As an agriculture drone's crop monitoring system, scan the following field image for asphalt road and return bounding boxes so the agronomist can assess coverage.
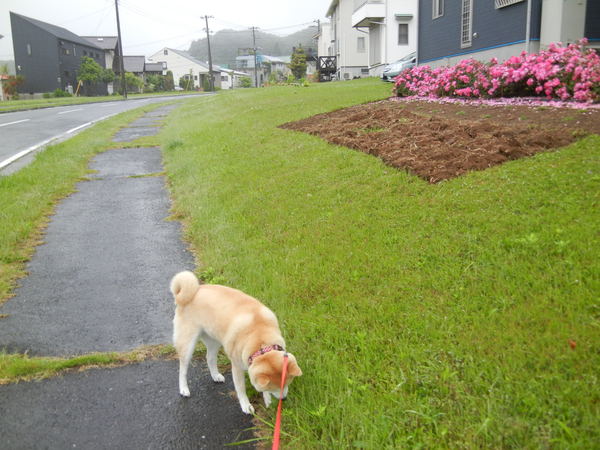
[0,93,209,173]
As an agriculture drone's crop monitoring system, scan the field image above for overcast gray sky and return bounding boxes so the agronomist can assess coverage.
[1,0,329,61]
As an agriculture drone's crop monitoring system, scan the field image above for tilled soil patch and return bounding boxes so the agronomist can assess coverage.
[280,98,600,183]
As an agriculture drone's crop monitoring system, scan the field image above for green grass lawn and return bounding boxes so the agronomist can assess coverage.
[158,79,600,448]
[0,90,200,113]
[0,78,598,447]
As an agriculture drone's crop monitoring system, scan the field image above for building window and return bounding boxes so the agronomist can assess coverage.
[433,0,444,19]
[194,75,198,80]
[398,24,409,45]
[164,49,168,55]
[357,36,366,53]
[461,0,473,48]
[73,46,76,56]
[84,50,87,56]
[27,43,32,56]
[221,75,228,82]
[495,0,524,8]
[64,70,70,77]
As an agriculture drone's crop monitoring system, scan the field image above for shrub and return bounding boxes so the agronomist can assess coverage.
[394,39,600,102]
[239,77,252,88]
[53,88,71,98]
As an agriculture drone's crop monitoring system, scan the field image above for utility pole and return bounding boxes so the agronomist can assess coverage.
[115,0,127,99]
[250,26,259,88]
[201,15,214,92]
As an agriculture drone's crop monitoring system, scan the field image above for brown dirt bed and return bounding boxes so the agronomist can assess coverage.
[280,98,600,183]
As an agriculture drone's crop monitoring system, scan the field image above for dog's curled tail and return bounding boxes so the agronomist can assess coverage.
[170,271,200,307]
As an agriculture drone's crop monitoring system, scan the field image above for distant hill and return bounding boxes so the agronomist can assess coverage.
[188,26,318,68]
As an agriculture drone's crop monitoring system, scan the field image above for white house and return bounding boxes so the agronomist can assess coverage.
[351,0,418,77]
[217,66,251,89]
[148,47,221,89]
[326,0,370,80]
[315,22,334,57]
[235,55,290,86]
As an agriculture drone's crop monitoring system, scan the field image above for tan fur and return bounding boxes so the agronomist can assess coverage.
[170,271,302,414]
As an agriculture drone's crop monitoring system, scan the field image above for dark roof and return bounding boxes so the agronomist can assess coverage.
[10,12,102,49]
[144,62,163,72]
[123,55,145,73]
[81,36,118,51]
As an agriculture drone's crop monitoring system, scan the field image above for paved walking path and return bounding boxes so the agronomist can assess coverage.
[0,105,254,448]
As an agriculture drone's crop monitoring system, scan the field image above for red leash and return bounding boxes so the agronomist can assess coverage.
[272,353,289,450]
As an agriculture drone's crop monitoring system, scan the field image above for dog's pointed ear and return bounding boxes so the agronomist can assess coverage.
[256,374,270,389]
[288,360,302,377]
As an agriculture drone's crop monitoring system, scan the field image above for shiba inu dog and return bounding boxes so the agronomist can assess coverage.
[170,271,302,414]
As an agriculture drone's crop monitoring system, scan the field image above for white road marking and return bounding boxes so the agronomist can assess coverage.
[0,119,30,128]
[0,112,119,171]
[0,137,55,170]
[66,122,92,134]
[57,108,84,115]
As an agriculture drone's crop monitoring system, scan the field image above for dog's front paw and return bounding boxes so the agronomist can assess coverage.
[179,387,190,397]
[212,373,225,383]
[263,391,272,408]
[240,401,255,415]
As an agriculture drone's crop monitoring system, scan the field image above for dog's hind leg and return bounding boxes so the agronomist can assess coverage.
[173,314,200,397]
[201,335,225,383]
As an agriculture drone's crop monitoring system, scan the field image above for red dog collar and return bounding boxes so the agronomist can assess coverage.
[248,344,285,366]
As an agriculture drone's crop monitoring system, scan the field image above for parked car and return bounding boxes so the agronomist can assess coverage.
[381,53,417,82]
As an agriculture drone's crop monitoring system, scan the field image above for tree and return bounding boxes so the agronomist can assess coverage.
[240,76,252,88]
[77,56,104,95]
[124,72,143,92]
[101,69,115,84]
[145,74,164,92]
[164,71,175,91]
[179,75,195,91]
[290,45,307,80]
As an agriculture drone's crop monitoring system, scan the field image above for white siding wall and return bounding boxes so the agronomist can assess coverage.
[330,0,370,79]
[148,49,208,88]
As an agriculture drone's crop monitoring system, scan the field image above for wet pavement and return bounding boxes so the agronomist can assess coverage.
[1,360,254,449]
[0,104,254,448]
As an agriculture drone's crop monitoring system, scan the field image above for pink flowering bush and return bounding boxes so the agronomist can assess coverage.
[394,39,600,102]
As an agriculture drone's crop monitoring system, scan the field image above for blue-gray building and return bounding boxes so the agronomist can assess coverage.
[10,12,107,94]
[418,0,600,67]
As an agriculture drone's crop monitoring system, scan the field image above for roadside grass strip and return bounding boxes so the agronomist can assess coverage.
[0,91,201,114]
[157,79,600,448]
[0,345,177,384]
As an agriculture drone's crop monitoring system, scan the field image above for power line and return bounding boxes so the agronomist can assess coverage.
[56,6,112,26]
[126,31,201,49]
